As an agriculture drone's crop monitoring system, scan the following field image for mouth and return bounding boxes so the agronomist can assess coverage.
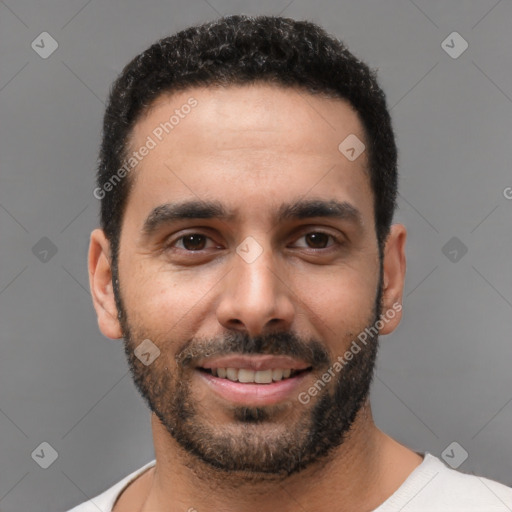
[195,355,314,405]
[198,367,311,383]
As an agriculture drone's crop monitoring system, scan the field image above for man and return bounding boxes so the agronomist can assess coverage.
[70,14,512,512]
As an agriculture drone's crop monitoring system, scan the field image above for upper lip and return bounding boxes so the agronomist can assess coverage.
[198,355,311,372]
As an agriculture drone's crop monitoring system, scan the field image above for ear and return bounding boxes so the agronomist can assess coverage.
[88,229,123,339]
[379,223,406,335]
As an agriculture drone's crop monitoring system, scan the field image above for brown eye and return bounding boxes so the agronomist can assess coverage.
[291,231,340,251]
[306,233,329,249]
[180,234,208,251]
[305,232,331,249]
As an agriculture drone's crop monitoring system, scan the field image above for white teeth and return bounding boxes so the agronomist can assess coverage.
[272,369,284,381]
[238,369,255,383]
[226,368,238,381]
[208,367,300,383]
[255,369,273,383]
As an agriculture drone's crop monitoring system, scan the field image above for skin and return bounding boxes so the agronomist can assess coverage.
[88,84,422,512]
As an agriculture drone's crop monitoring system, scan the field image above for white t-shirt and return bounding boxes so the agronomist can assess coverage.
[67,453,512,511]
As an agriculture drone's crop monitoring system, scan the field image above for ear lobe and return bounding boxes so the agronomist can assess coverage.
[88,229,123,339]
[379,224,407,335]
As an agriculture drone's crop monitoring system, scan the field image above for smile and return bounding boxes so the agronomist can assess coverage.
[199,367,310,384]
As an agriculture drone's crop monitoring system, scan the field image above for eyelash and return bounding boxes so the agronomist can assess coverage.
[165,230,343,253]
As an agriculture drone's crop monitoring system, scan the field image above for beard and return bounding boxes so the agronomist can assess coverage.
[113,266,382,480]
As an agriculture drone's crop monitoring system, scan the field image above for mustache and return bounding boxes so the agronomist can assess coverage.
[176,330,331,369]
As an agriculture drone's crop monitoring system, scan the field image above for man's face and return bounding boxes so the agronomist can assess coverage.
[93,84,401,478]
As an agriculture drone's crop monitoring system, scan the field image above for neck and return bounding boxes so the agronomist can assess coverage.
[133,401,422,512]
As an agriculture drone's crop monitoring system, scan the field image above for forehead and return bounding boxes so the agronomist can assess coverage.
[125,84,373,227]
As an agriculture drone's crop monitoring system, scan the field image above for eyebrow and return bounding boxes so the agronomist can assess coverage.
[141,198,363,236]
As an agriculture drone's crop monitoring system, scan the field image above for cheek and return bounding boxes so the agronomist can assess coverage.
[120,260,222,332]
[288,261,379,335]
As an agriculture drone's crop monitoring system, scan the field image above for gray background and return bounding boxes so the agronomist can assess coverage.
[1,0,511,510]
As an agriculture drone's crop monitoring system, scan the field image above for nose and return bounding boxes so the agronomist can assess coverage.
[216,244,295,338]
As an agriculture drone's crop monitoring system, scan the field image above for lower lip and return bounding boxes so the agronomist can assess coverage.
[197,369,311,406]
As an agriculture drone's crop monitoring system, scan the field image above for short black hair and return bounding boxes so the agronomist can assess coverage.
[97,14,398,266]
